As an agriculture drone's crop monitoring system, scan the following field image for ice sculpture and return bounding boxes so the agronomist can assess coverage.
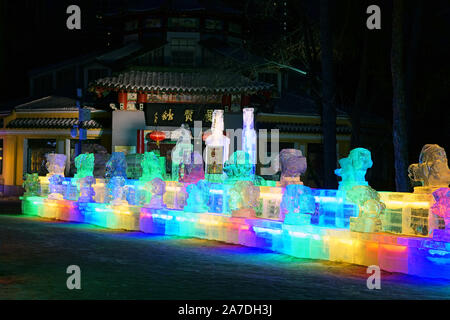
[64,178,78,201]
[228,181,260,218]
[171,124,193,181]
[140,151,164,182]
[242,108,257,175]
[408,144,450,192]
[45,153,66,177]
[105,152,127,182]
[346,185,385,233]
[126,153,143,179]
[431,188,450,229]
[223,151,254,182]
[143,178,166,209]
[184,180,210,213]
[205,110,230,178]
[22,173,40,196]
[179,151,204,184]
[107,176,128,206]
[48,174,64,200]
[280,184,316,224]
[78,176,96,203]
[279,149,307,187]
[74,153,95,179]
[335,148,373,191]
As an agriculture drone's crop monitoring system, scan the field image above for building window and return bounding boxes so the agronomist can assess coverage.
[168,18,199,30]
[171,38,196,66]
[125,20,139,31]
[0,139,3,175]
[229,22,241,34]
[205,19,223,31]
[144,18,161,28]
[27,139,56,176]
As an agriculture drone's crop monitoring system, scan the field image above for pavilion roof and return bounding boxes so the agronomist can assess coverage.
[93,71,273,93]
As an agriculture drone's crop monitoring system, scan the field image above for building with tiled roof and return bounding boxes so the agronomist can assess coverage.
[0,96,111,194]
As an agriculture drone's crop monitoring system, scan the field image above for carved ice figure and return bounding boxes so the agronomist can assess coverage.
[346,185,385,233]
[107,176,128,206]
[408,144,450,189]
[279,149,307,186]
[179,151,204,184]
[280,184,315,224]
[105,152,127,182]
[223,151,254,182]
[143,178,166,209]
[74,153,95,179]
[228,181,260,218]
[335,148,373,191]
[23,173,40,196]
[140,152,164,182]
[431,188,450,229]
[184,180,210,213]
[48,174,64,200]
[46,153,67,177]
[171,124,193,181]
[205,110,230,175]
[78,176,96,203]
[64,178,78,201]
[242,108,257,174]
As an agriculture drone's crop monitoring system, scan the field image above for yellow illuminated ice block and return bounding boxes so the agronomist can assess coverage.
[379,191,434,236]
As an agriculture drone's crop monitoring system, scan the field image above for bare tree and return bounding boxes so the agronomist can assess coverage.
[320,0,337,189]
[391,0,410,191]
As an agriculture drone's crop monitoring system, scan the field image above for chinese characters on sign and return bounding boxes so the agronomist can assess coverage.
[145,104,221,126]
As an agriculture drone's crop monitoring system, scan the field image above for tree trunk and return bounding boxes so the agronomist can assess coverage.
[351,32,369,148]
[391,0,410,192]
[320,0,337,189]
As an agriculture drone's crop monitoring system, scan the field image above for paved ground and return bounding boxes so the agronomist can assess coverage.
[0,214,449,300]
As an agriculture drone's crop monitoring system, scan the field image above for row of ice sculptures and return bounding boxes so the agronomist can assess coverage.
[22,109,449,236]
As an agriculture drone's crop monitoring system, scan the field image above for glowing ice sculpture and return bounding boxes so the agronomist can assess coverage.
[242,108,257,175]
[179,151,204,184]
[74,153,95,179]
[347,185,385,233]
[229,181,260,218]
[408,144,450,192]
[431,188,450,229]
[223,151,254,182]
[46,153,66,177]
[335,148,373,191]
[48,174,64,200]
[205,110,230,180]
[280,184,315,224]
[279,149,307,187]
[107,176,128,206]
[22,173,40,196]
[105,152,127,182]
[143,178,166,209]
[78,176,96,203]
[184,180,210,213]
[140,152,164,182]
[171,124,193,181]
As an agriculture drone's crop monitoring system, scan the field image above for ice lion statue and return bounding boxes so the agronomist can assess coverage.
[408,144,450,191]
[228,181,260,218]
[346,185,385,233]
[140,151,164,182]
[74,153,95,179]
[335,148,373,191]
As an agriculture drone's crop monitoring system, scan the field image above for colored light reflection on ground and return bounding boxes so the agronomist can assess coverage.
[1,215,450,300]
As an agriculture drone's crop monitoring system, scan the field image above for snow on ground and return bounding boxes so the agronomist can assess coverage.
[0,215,449,299]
